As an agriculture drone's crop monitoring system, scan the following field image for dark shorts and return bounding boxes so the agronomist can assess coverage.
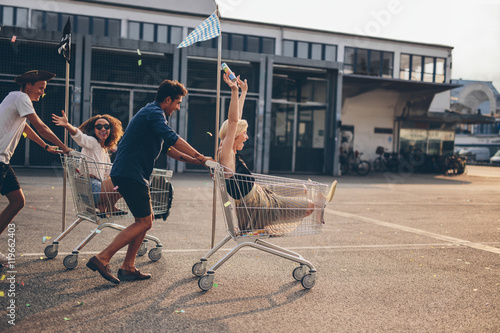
[111,176,151,218]
[0,163,21,196]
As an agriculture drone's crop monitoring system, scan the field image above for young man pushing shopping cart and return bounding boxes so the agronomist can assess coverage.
[0,70,72,265]
[86,79,213,284]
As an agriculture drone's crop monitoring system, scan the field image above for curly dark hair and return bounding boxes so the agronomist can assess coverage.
[78,114,123,150]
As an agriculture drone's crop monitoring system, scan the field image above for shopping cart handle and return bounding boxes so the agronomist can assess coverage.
[205,160,219,168]
[69,150,84,157]
[68,151,94,160]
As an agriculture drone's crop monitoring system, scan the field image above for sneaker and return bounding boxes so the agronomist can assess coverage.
[0,252,9,265]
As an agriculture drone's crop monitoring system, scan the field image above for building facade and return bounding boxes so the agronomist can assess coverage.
[1,0,477,175]
[451,79,500,157]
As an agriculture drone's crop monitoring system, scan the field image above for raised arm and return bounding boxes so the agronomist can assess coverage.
[218,73,240,169]
[238,78,248,119]
[26,113,71,153]
[52,110,78,136]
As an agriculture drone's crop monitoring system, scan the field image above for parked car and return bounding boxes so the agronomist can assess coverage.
[490,150,500,165]
[458,147,491,162]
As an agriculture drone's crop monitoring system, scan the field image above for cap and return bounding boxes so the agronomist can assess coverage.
[14,70,56,85]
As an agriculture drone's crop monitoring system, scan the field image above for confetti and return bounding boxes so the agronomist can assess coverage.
[137,49,142,56]
[213,283,218,288]
[0,291,4,297]
[23,132,27,138]
[207,132,213,136]
[42,94,46,98]
[52,187,54,190]
[64,317,71,321]
[26,304,30,307]
[11,35,16,43]
[138,59,142,66]
[224,201,231,207]
[1,275,5,281]
[40,257,43,260]
[21,281,24,286]
[77,302,84,306]
[113,186,119,190]
[175,310,185,313]
[95,229,101,234]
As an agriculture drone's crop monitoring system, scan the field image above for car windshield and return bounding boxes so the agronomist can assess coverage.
[494,151,500,157]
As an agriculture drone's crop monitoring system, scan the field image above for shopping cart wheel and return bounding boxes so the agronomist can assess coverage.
[44,244,58,259]
[301,274,316,289]
[148,247,162,261]
[63,254,78,270]
[137,241,147,256]
[292,266,306,281]
[192,262,206,277]
[198,275,214,291]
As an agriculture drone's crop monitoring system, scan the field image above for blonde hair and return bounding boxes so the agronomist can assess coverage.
[219,119,248,141]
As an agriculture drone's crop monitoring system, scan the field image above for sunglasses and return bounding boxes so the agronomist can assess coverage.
[95,124,110,130]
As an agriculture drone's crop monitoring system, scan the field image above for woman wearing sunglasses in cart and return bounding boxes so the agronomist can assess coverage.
[52,111,124,217]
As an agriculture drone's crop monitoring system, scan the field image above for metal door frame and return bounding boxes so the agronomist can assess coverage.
[271,100,326,172]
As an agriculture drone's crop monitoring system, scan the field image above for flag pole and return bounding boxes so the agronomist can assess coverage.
[59,18,71,232]
[62,58,69,232]
[211,4,222,248]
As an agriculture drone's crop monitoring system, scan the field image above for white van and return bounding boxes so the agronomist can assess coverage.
[458,147,491,162]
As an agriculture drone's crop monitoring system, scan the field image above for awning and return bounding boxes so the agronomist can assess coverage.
[343,74,461,98]
[398,110,496,124]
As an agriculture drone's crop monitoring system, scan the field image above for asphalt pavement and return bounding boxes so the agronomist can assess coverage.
[0,165,499,332]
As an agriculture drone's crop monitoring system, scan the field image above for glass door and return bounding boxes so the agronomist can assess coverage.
[270,103,295,172]
[295,105,325,173]
[270,103,325,173]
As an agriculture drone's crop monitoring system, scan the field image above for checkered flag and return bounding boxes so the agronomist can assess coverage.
[177,12,220,48]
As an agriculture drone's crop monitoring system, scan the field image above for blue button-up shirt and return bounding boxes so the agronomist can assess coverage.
[110,101,179,186]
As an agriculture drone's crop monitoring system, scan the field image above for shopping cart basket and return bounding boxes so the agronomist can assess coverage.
[192,161,334,291]
[44,151,174,269]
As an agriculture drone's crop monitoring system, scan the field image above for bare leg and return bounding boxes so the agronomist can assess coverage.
[121,229,147,271]
[95,214,152,266]
[0,189,25,235]
[97,178,122,213]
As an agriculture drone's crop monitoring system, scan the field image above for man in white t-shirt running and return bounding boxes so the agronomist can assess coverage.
[0,70,71,265]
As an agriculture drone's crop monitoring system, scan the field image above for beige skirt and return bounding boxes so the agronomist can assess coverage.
[234,183,311,234]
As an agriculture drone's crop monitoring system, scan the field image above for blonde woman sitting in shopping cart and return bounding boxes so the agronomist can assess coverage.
[218,73,336,234]
[52,111,124,217]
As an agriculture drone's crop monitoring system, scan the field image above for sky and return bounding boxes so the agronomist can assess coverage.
[218,0,500,90]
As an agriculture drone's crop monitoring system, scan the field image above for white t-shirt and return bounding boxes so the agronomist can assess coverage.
[0,91,35,164]
[71,128,111,179]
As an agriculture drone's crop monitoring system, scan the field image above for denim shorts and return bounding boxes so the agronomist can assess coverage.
[90,177,102,204]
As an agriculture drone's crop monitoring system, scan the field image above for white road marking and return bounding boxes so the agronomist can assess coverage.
[326,208,500,255]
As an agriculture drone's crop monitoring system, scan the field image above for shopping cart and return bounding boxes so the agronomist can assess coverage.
[192,160,334,291]
[44,151,174,269]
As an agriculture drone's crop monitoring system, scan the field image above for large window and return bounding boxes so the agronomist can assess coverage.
[400,54,446,83]
[400,128,454,156]
[0,5,29,28]
[283,40,337,61]
[128,21,182,44]
[31,10,120,37]
[195,32,275,54]
[344,47,393,77]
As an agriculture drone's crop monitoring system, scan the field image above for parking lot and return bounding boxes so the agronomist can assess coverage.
[0,166,499,332]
